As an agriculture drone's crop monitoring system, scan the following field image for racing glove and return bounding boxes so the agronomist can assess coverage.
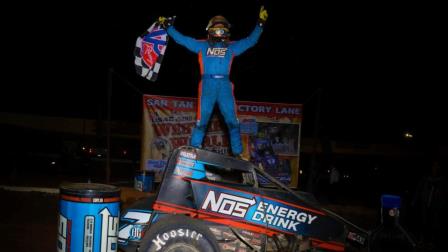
[258,6,268,27]
[158,16,174,29]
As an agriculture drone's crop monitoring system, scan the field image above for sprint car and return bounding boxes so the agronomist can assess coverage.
[118,146,369,251]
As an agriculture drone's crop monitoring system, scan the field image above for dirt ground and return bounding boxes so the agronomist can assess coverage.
[0,190,59,252]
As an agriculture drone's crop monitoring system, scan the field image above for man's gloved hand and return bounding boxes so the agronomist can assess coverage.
[258,6,268,26]
[158,16,174,29]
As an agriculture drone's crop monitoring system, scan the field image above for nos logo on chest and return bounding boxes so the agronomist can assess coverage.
[207,47,228,57]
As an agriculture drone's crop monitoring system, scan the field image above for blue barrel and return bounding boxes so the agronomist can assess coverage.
[134,171,154,192]
[381,194,401,209]
[380,194,401,222]
[58,183,120,252]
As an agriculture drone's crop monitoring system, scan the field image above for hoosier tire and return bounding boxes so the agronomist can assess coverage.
[138,215,220,252]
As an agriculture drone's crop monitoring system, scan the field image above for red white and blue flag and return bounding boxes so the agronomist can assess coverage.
[134,21,168,82]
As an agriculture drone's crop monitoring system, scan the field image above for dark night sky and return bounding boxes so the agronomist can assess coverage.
[1,1,445,145]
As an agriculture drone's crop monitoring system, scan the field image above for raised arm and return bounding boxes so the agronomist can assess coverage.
[158,16,202,53]
[167,26,203,53]
[229,6,268,56]
[230,25,263,56]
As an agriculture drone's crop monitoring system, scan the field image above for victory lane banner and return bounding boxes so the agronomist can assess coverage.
[140,95,302,187]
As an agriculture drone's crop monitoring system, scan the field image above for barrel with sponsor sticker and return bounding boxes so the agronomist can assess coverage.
[58,183,120,252]
[134,171,154,192]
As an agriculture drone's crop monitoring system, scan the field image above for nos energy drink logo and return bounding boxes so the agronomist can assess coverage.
[202,191,256,218]
[199,189,318,233]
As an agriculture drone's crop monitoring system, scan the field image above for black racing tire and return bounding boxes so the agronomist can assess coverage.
[138,215,220,252]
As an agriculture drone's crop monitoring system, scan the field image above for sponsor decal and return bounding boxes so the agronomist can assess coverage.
[202,191,256,218]
[152,229,203,251]
[252,201,317,232]
[174,156,195,177]
[174,167,193,177]
[84,216,95,251]
[99,208,119,252]
[118,211,151,244]
[176,157,195,168]
[57,214,71,252]
[59,199,119,252]
[206,48,228,57]
[179,150,197,160]
[200,190,319,233]
[92,198,104,203]
[174,152,206,179]
[129,224,145,241]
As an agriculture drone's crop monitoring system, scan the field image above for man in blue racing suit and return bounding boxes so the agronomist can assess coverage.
[159,7,268,157]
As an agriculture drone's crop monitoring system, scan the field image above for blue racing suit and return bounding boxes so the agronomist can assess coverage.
[167,25,263,155]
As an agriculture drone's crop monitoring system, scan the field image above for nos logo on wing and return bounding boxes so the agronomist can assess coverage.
[201,191,256,218]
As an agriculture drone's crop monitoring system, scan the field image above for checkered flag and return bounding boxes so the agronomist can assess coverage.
[134,21,169,82]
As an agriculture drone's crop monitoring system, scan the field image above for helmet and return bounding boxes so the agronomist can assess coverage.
[206,15,231,31]
[206,15,231,41]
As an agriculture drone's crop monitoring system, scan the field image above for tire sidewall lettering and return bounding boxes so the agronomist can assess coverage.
[152,228,204,251]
